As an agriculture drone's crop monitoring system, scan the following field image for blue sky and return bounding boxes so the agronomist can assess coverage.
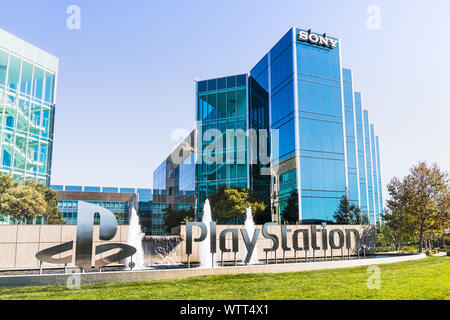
[1,0,449,193]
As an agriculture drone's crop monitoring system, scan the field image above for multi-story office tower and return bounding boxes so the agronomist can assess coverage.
[195,75,250,219]
[247,29,349,224]
[152,131,195,235]
[157,27,384,227]
[0,29,58,185]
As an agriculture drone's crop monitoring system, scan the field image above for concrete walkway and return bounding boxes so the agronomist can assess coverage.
[432,252,448,257]
[0,254,426,287]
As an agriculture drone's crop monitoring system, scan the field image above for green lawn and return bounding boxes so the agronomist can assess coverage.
[0,257,448,300]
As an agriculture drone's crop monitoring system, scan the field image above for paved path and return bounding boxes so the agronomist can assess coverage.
[432,252,448,257]
[0,254,426,287]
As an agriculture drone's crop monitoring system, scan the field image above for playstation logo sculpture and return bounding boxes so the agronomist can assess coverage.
[36,201,136,271]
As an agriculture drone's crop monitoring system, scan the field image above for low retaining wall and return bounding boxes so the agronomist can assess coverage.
[0,254,426,287]
[0,224,375,270]
[0,225,130,270]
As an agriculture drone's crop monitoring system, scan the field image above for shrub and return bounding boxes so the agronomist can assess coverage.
[401,245,419,253]
[376,246,393,253]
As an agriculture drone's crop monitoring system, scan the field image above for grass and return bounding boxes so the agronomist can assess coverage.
[0,257,448,300]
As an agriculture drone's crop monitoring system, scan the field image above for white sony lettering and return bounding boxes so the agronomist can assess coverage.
[298,31,309,41]
[297,30,339,49]
[309,33,319,43]
[328,38,338,48]
[318,36,329,47]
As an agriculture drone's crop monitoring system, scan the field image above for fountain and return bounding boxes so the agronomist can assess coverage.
[124,206,183,268]
[242,206,259,264]
[199,199,216,268]
[142,235,182,266]
[125,207,145,269]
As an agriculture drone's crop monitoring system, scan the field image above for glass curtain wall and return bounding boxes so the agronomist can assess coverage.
[363,110,376,224]
[370,124,380,224]
[248,75,271,221]
[375,136,383,222]
[354,92,370,222]
[196,74,248,220]
[0,42,56,186]
[176,153,195,211]
[342,69,359,207]
[152,161,167,234]
[295,28,347,223]
[58,200,130,225]
[251,29,298,223]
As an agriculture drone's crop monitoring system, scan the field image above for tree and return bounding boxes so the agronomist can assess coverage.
[282,190,299,224]
[383,161,450,253]
[333,195,363,225]
[163,207,195,233]
[0,174,18,194]
[361,213,370,225]
[209,186,266,223]
[0,184,47,224]
[0,175,64,224]
[24,180,65,224]
[376,222,415,251]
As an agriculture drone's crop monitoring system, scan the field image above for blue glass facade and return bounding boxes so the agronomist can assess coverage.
[57,200,130,225]
[363,110,376,225]
[0,29,58,185]
[251,30,298,222]
[296,29,347,223]
[156,27,383,226]
[354,92,369,222]
[152,131,195,234]
[375,136,383,220]
[152,161,167,235]
[196,75,249,218]
[50,185,153,232]
[342,69,359,207]
[176,153,195,210]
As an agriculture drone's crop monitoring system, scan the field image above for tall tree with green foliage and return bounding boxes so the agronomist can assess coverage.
[0,174,64,224]
[333,195,363,225]
[209,186,266,223]
[0,174,18,194]
[0,184,47,224]
[383,161,450,253]
[24,180,65,224]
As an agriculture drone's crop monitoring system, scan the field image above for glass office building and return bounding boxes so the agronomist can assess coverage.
[157,27,384,226]
[196,74,249,220]
[50,185,153,232]
[0,29,58,185]
[152,131,195,234]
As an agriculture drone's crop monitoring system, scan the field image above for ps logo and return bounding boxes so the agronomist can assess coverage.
[36,201,136,271]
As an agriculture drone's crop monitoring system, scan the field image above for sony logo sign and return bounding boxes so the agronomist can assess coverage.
[297,30,338,49]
